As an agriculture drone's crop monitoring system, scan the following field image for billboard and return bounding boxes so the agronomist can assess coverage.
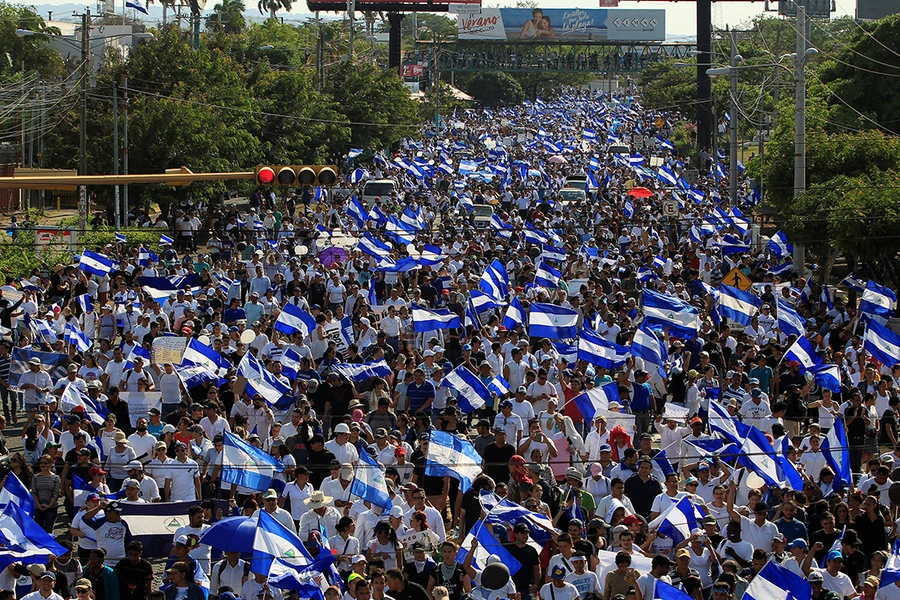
[778,0,831,17]
[457,8,665,42]
[857,0,900,19]
[307,0,479,8]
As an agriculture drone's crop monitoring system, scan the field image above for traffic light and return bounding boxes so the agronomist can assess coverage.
[255,165,338,187]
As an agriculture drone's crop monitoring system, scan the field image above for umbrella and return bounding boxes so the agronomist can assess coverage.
[318,246,348,268]
[548,155,567,164]
[198,516,258,552]
[628,187,653,198]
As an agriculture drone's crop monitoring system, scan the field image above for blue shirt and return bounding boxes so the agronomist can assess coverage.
[631,382,652,412]
[406,381,435,413]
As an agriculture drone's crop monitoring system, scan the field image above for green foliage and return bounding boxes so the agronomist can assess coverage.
[206,0,246,34]
[637,59,696,113]
[0,2,63,81]
[457,71,525,106]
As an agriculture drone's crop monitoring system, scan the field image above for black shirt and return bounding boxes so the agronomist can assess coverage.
[482,442,516,486]
[844,404,866,439]
[624,473,663,518]
[387,581,431,600]
[507,542,541,592]
[114,557,154,600]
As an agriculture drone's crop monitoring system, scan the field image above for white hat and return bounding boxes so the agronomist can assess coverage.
[390,505,404,518]
[303,490,333,509]
[423,350,435,357]
[334,423,351,434]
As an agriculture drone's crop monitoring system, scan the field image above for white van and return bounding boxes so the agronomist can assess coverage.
[361,179,398,207]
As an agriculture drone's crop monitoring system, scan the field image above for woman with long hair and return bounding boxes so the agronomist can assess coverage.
[98,414,123,459]
[328,516,361,578]
[368,521,403,571]
[31,455,60,532]
[400,510,441,562]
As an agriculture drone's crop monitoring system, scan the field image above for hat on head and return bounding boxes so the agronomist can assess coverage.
[263,489,278,500]
[676,548,690,559]
[565,467,584,482]
[697,462,710,471]
[303,490,333,509]
[808,571,824,583]
[690,417,703,425]
[773,533,786,542]
[40,571,57,581]
[790,539,808,550]
[550,566,567,580]
[826,550,844,562]
[390,505,404,518]
[123,478,140,489]
[334,423,351,434]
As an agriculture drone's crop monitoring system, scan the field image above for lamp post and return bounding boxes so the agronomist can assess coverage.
[16,25,152,231]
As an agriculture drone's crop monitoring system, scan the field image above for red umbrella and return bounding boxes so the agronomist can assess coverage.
[628,187,653,198]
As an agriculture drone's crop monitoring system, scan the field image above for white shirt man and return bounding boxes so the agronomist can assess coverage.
[165,444,200,502]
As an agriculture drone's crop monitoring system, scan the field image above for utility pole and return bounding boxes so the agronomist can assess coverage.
[316,11,323,90]
[347,0,354,62]
[793,3,809,271]
[124,75,129,225]
[79,9,90,233]
[113,81,120,229]
[728,29,739,206]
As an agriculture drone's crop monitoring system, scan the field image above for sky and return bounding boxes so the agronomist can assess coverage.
[28,0,859,38]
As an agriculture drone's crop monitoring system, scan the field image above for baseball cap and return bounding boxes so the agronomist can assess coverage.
[676,548,690,559]
[334,423,351,434]
[826,550,843,561]
[516,386,527,394]
[550,566,567,580]
[599,444,612,452]
[790,539,808,550]
[123,479,141,489]
[808,571,824,583]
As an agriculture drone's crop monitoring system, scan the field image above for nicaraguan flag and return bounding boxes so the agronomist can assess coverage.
[533,260,561,289]
[250,507,312,576]
[464,299,481,329]
[330,360,392,382]
[79,250,115,278]
[279,348,303,380]
[183,337,229,372]
[347,148,363,159]
[487,375,510,397]
[719,234,750,255]
[784,335,822,372]
[647,496,704,545]
[349,168,369,185]
[708,402,782,486]
[425,430,483,492]
[623,199,635,219]
[809,363,842,393]
[582,128,597,140]
[743,560,811,600]
[839,273,865,292]
[528,303,578,340]
[656,135,676,151]
[237,352,292,408]
[347,196,368,229]
[631,324,667,376]
[718,284,761,326]
[357,233,392,262]
[443,364,493,413]
[767,230,793,258]
[0,472,35,518]
[124,345,151,370]
[490,214,513,240]
[115,232,126,243]
[503,296,526,331]
[777,298,806,338]
[222,431,284,493]
[159,234,173,245]
[541,244,566,263]
[412,305,461,332]
[822,418,852,490]
[657,165,678,186]
[469,290,502,313]
[368,205,388,226]
[350,449,391,511]
[125,0,148,13]
[400,206,425,230]
[0,501,67,564]
[60,383,109,427]
[76,294,93,314]
[480,259,509,302]
[572,382,620,423]
[384,218,416,245]
[859,280,896,325]
[64,322,92,352]
[879,540,900,589]
[642,289,700,339]
[777,434,806,491]
[457,520,523,576]
[275,302,317,338]
[578,326,629,369]
[654,581,694,600]
[481,493,554,546]
[174,361,220,390]
[864,320,900,367]
[137,247,157,266]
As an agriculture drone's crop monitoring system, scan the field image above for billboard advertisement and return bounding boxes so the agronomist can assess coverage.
[457,8,665,42]
[857,0,900,19]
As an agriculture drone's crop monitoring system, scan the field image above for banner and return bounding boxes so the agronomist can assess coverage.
[120,392,163,427]
[323,320,349,355]
[457,8,665,42]
[9,349,69,391]
[152,337,187,365]
[119,500,229,557]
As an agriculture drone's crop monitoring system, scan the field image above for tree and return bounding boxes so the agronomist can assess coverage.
[457,72,524,106]
[0,2,62,81]
[206,0,246,34]
[258,0,292,22]
[637,59,696,113]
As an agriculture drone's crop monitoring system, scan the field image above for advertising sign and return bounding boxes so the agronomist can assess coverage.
[458,8,665,42]
[401,64,424,77]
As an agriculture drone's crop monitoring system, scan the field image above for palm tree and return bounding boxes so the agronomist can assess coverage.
[207,0,246,33]
[258,0,292,21]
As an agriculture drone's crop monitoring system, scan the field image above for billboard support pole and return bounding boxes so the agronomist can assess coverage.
[388,12,404,73]
[696,0,713,154]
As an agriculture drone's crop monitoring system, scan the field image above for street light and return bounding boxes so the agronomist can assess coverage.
[17,22,152,230]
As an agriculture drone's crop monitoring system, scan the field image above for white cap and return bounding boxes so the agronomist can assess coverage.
[486,555,502,565]
[390,505,404,518]
[334,423,351,434]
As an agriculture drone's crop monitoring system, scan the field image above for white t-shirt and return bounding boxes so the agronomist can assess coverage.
[815,568,856,599]
[539,581,580,600]
[167,458,199,502]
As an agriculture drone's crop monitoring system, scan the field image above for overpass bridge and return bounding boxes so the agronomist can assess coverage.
[413,40,697,75]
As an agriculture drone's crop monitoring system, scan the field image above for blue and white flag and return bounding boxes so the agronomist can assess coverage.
[349,168,369,185]
[125,0,148,14]
[412,305,461,332]
[330,360,392,382]
[424,430,483,492]
[647,496,704,545]
[400,206,425,230]
[357,233,392,262]
[457,520,523,576]
[718,284,761,327]
[541,244,566,263]
[279,348,303,380]
[623,199,635,219]
[115,232,126,243]
[859,280,896,325]
[642,289,700,338]
[480,259,509,302]
[480,493,554,546]
[657,165,678,186]
[0,501,67,568]
[809,363,842,393]
[78,250,115,278]
[137,247,157,266]
[631,324,667,376]
[275,302,317,338]
[571,382,620,423]
[528,303,578,340]
[347,196,368,229]
[182,337,229,372]
[784,335,822,372]
[534,260,561,289]
[879,540,900,589]
[29,317,58,345]
[744,551,811,600]
[384,218,416,246]
[159,234,173,245]
[822,418,852,490]
[174,360,221,390]
[222,431,284,493]
[124,345,151,371]
[0,472,35,518]
[865,321,900,367]
[71,474,121,506]
[347,148,363,159]
[350,448,391,511]
[839,273,866,293]
[578,326,629,369]
[719,234,750,255]
[656,136,676,151]
[64,322,92,352]
[777,434,806,492]
[251,507,313,576]
[443,364,493,413]
[469,290,502,313]
[60,383,109,427]
[777,298,806,338]
[502,296,526,331]
[767,231,793,258]
[237,352,292,408]
[708,401,782,486]
[654,581,693,600]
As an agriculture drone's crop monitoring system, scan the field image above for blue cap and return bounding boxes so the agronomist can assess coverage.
[462,344,472,351]
[599,444,612,452]
[697,462,710,471]
[790,539,808,550]
[826,550,843,561]
[550,566,567,580]
[228,326,239,332]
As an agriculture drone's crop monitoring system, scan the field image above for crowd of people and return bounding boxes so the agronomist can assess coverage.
[0,86,894,600]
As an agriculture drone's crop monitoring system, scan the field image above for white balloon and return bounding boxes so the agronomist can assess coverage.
[197,335,211,346]
[745,472,766,490]
[240,330,257,345]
